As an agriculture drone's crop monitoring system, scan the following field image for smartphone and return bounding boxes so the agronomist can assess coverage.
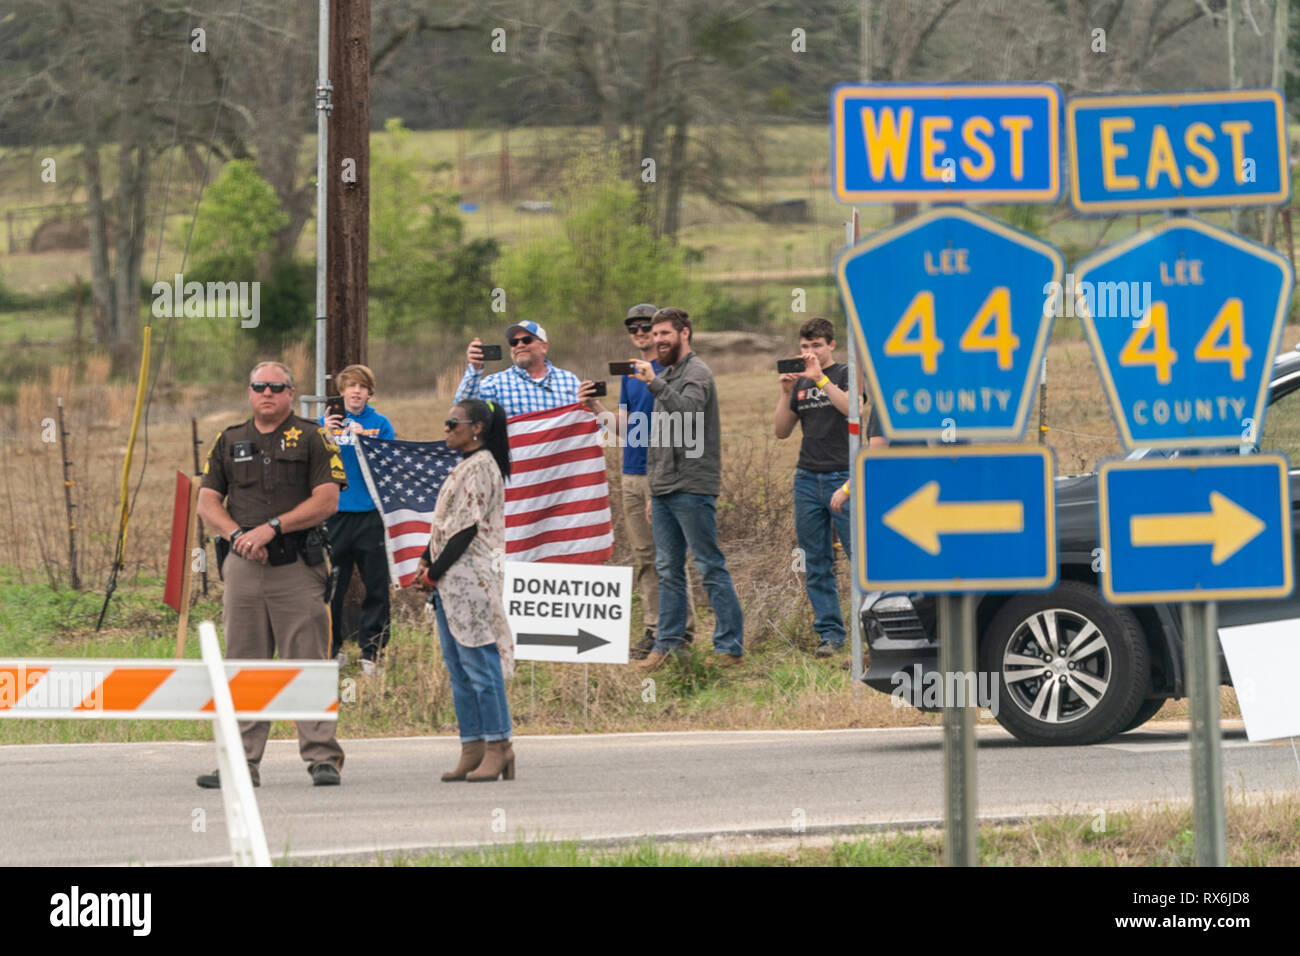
[589,381,607,397]
[479,344,502,361]
[608,361,637,375]
[776,357,806,374]
[325,397,345,420]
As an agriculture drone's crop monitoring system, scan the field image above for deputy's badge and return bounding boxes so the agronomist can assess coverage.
[284,426,303,448]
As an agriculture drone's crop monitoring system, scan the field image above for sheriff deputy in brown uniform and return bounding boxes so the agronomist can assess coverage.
[195,360,348,788]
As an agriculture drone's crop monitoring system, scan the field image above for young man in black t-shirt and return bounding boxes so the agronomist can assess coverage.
[773,317,860,658]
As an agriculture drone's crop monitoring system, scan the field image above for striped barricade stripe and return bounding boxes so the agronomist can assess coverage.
[0,659,339,720]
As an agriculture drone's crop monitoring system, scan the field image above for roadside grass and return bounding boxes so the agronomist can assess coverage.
[333,793,1300,866]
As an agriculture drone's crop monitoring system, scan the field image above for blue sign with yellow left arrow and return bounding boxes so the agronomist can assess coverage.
[1098,455,1293,604]
[858,446,1057,592]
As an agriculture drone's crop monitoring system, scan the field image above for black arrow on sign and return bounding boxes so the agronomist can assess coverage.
[515,629,611,654]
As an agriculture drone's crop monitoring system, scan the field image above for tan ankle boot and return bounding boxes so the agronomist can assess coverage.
[441,741,486,782]
[466,740,515,782]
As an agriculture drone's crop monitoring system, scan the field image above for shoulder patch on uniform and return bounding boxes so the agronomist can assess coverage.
[317,426,340,453]
[329,453,343,472]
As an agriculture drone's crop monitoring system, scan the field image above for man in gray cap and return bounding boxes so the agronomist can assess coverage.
[585,303,695,657]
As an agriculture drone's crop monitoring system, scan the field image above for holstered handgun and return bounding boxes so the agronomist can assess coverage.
[214,536,230,581]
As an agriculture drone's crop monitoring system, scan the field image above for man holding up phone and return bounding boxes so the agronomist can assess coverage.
[583,304,696,658]
[457,321,591,419]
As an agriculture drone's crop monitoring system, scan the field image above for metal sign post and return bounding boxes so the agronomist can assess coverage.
[846,213,864,689]
[938,593,977,865]
[1067,87,1294,868]
[1183,601,1226,866]
[831,83,1065,868]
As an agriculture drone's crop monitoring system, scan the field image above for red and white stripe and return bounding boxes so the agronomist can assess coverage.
[382,508,432,589]
[0,660,339,720]
[506,404,614,564]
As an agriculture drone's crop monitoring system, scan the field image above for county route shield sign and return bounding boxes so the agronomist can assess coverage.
[1074,217,1292,450]
[837,206,1064,442]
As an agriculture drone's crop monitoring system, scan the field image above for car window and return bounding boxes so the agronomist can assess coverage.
[1260,385,1300,461]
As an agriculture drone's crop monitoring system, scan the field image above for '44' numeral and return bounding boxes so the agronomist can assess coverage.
[884,286,1018,373]
[1120,298,1249,383]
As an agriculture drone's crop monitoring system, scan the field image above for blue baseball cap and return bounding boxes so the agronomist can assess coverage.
[505,320,547,343]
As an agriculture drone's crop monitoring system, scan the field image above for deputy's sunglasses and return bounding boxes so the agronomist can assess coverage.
[626,322,652,333]
[509,335,536,347]
[444,418,471,429]
[249,382,289,393]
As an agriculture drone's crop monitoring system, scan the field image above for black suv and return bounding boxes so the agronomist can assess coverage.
[860,348,1300,746]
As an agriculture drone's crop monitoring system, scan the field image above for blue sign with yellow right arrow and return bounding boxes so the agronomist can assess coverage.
[1098,455,1293,604]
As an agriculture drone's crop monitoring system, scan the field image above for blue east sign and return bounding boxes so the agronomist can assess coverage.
[831,83,1061,204]
[1098,455,1293,604]
[1074,217,1293,451]
[857,445,1057,593]
[1067,89,1289,213]
[838,206,1064,442]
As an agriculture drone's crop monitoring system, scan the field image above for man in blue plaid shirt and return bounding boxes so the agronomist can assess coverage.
[456,321,592,417]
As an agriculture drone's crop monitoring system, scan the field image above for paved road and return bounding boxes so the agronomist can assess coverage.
[1,723,1296,865]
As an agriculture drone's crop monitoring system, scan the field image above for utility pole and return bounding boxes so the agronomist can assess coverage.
[1264,0,1288,248]
[326,0,370,378]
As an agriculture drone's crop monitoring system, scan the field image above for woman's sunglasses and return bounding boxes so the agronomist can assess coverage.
[445,418,472,429]
[249,382,289,393]
[626,322,652,333]
[509,335,536,347]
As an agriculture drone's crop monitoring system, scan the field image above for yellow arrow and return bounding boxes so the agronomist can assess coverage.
[883,481,1024,555]
[1129,491,1265,565]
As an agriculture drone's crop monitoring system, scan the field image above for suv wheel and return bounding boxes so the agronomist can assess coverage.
[981,581,1150,745]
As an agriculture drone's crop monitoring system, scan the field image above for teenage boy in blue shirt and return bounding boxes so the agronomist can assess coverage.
[321,363,396,674]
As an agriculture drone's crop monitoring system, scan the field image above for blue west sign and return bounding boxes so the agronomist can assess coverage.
[1067,89,1289,213]
[1074,217,1292,451]
[831,83,1061,204]
[1098,455,1293,604]
[857,446,1057,593]
[838,206,1064,442]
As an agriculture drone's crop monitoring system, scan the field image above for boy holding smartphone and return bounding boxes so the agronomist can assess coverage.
[320,364,396,674]
[772,317,856,659]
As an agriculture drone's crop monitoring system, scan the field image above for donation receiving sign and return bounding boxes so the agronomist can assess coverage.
[503,561,632,664]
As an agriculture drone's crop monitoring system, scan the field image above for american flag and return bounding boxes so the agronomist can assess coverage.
[354,436,460,587]
[505,403,613,564]
[354,404,612,584]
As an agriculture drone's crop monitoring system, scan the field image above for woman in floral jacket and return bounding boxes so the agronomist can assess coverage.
[417,398,516,782]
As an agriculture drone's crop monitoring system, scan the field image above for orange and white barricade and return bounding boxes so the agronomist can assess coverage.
[0,621,339,866]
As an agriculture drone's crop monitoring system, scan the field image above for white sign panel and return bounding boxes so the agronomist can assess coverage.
[1219,620,1300,742]
[504,561,631,664]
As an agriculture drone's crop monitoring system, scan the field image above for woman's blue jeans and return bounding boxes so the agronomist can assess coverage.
[433,593,512,742]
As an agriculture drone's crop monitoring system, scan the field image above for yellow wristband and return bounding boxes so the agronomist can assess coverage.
[815,375,830,389]
[839,481,850,495]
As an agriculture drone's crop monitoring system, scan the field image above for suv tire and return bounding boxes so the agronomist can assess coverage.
[981,581,1150,745]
